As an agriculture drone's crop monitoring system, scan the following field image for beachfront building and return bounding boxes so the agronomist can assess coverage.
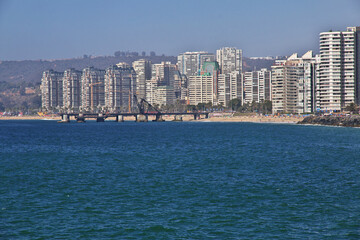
[41,70,64,110]
[104,65,136,112]
[177,51,215,77]
[62,68,82,111]
[229,71,242,101]
[317,26,360,112]
[188,75,215,105]
[217,74,230,107]
[81,67,105,111]
[216,47,243,74]
[271,52,318,114]
[133,59,152,100]
[299,51,319,113]
[188,61,241,107]
[242,68,271,105]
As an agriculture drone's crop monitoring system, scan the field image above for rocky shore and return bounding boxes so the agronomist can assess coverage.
[298,115,360,127]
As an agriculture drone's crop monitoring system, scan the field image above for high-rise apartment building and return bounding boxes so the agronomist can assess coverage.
[229,71,242,101]
[154,86,175,106]
[298,51,319,113]
[104,65,136,112]
[151,62,177,87]
[145,78,158,105]
[63,69,82,110]
[242,68,271,105]
[81,67,105,111]
[216,47,243,74]
[188,75,215,105]
[317,26,360,111]
[41,70,64,110]
[217,74,230,106]
[271,52,317,114]
[133,59,152,99]
[177,52,215,77]
[271,62,301,114]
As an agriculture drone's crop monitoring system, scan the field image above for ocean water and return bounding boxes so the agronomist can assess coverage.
[1,120,360,239]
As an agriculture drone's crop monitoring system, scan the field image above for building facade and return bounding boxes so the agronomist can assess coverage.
[229,71,242,101]
[154,86,175,106]
[217,74,230,106]
[216,47,243,74]
[188,75,215,106]
[177,52,215,77]
[81,67,105,111]
[317,26,360,111]
[242,68,271,105]
[41,70,64,110]
[271,52,317,114]
[104,65,136,112]
[62,68,82,110]
[133,59,152,100]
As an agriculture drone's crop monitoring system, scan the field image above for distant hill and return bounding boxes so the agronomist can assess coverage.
[0,55,177,85]
[242,58,277,72]
[0,55,276,85]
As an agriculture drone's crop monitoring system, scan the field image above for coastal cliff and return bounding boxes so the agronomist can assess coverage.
[298,115,360,127]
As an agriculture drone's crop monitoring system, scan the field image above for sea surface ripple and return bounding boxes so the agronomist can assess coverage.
[1,120,360,239]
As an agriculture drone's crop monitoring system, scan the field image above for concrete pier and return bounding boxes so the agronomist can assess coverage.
[96,113,105,122]
[58,112,210,123]
[173,115,183,121]
[58,114,70,123]
[136,114,148,122]
[76,114,85,123]
[116,115,124,122]
[154,114,165,122]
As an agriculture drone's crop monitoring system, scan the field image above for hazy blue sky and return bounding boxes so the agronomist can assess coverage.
[0,0,359,60]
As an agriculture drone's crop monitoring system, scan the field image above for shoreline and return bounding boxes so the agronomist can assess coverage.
[0,115,302,123]
[196,116,301,123]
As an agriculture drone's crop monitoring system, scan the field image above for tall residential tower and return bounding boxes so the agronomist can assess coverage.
[317,26,360,111]
[216,47,243,74]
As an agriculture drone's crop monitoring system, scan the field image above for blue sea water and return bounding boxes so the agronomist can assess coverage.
[1,120,360,239]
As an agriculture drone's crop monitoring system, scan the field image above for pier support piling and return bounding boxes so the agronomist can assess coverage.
[136,114,148,122]
[96,113,105,122]
[76,113,85,123]
[58,114,70,123]
[116,115,124,122]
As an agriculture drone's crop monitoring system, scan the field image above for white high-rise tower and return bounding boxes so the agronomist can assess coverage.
[317,26,360,112]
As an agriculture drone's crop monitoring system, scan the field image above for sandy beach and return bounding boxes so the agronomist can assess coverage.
[0,115,59,120]
[197,115,303,123]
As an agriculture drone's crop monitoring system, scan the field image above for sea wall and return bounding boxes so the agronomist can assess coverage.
[298,115,360,127]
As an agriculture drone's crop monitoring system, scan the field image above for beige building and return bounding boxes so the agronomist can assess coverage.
[81,67,105,111]
[154,86,175,106]
[41,70,64,110]
[188,75,215,105]
[271,52,317,114]
[104,65,136,112]
[63,68,82,110]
